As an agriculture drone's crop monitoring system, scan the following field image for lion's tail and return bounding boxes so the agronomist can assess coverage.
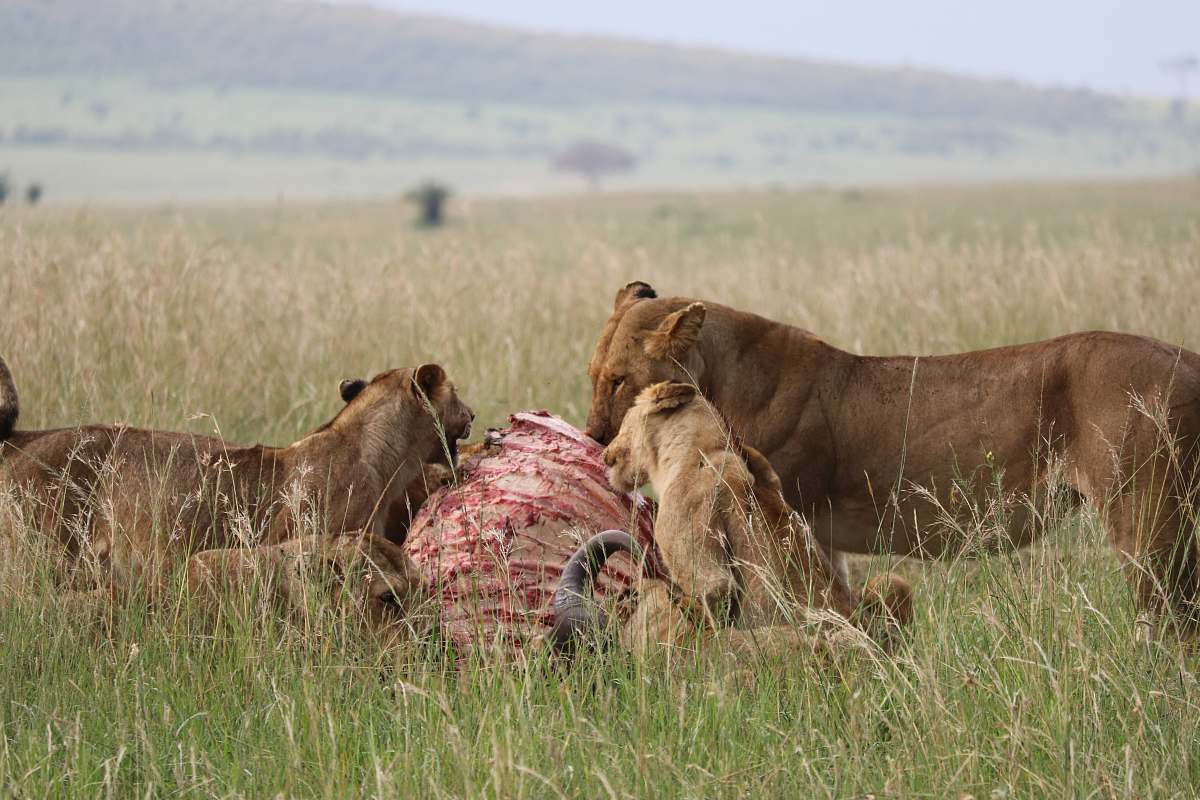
[0,355,17,441]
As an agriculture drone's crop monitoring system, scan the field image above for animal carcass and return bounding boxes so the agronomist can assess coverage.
[406,411,655,652]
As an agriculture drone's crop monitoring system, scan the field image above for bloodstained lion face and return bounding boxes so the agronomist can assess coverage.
[337,364,475,467]
[584,281,706,445]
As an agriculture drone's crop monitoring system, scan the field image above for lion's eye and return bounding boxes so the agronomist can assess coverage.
[376,590,406,613]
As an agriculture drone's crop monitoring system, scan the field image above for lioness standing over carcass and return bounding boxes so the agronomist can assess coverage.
[555,381,912,661]
[0,356,473,593]
[585,282,1200,632]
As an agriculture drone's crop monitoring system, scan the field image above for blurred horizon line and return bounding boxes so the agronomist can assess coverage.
[330,0,1199,101]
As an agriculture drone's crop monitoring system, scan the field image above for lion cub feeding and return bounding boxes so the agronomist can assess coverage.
[557,381,911,662]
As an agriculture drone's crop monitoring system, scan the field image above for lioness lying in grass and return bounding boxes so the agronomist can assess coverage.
[0,355,472,597]
[552,381,911,663]
[186,531,436,650]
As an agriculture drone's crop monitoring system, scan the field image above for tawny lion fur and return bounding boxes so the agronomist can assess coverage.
[0,357,473,595]
[587,281,1200,632]
[604,381,912,659]
[186,531,435,649]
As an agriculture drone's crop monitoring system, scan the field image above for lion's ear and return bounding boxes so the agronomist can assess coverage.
[339,379,367,403]
[411,363,447,399]
[641,381,698,413]
[613,280,657,310]
[645,302,705,360]
[740,445,781,491]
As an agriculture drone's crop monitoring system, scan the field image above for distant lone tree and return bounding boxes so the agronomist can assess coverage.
[407,181,451,227]
[0,174,9,206]
[552,140,637,188]
[26,183,43,206]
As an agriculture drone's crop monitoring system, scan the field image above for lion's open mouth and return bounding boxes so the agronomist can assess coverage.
[431,423,470,468]
[448,422,471,465]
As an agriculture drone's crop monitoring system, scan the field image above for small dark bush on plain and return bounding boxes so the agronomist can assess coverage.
[407,181,451,227]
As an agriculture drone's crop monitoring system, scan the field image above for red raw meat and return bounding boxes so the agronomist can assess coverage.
[406,411,656,652]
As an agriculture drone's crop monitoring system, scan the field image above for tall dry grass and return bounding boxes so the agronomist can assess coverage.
[1,180,1200,797]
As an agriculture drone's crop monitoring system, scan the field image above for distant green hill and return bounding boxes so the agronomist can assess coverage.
[0,0,1130,127]
[0,0,1196,203]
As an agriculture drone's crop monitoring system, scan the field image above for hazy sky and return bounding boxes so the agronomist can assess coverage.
[350,0,1199,97]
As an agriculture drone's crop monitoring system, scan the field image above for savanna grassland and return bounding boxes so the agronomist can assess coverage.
[2,180,1200,798]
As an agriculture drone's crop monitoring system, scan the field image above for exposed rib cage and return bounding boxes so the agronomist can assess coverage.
[407,411,656,651]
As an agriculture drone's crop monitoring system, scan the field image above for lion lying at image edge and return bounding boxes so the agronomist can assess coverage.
[0,355,471,634]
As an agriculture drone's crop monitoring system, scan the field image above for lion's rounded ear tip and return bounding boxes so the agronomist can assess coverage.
[643,380,696,410]
[413,363,448,394]
[625,280,657,299]
[339,378,367,402]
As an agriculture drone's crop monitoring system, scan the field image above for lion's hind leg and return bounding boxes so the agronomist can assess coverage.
[852,573,915,653]
[713,608,878,662]
[1100,448,1200,638]
[618,578,880,676]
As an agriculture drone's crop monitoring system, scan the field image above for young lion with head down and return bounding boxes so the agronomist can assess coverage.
[0,356,473,599]
[554,381,911,662]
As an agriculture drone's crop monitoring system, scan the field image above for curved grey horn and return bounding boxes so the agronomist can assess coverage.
[548,529,645,656]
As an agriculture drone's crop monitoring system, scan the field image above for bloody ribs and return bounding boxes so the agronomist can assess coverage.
[406,411,656,651]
